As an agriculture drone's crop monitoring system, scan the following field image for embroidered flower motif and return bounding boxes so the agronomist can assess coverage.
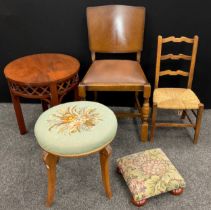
[48,105,102,134]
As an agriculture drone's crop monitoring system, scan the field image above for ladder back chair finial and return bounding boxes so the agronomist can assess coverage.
[151,35,204,144]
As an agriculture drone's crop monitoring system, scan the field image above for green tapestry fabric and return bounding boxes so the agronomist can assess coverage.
[117,148,185,201]
[34,101,117,156]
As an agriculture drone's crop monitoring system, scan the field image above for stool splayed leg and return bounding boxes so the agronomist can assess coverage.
[35,101,117,207]
[42,144,113,207]
[100,145,112,198]
[43,152,59,207]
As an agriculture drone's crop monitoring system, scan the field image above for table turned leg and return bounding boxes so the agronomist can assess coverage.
[10,93,27,135]
[99,145,112,199]
[43,152,58,207]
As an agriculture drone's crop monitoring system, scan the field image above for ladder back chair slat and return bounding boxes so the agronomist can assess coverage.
[161,54,192,61]
[162,36,194,44]
[155,35,199,89]
[159,70,189,77]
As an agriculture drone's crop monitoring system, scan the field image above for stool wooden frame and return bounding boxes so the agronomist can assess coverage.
[42,144,112,207]
[150,35,204,144]
[78,5,151,142]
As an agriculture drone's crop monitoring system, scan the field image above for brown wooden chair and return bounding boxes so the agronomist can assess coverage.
[78,5,151,142]
[150,35,204,144]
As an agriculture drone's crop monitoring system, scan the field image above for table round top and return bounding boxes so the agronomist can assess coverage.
[4,53,80,85]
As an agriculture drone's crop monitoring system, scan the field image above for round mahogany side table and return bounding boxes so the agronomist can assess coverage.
[4,53,80,135]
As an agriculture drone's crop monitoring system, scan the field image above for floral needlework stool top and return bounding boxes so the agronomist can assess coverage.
[117,148,185,202]
[34,101,117,156]
[48,105,102,135]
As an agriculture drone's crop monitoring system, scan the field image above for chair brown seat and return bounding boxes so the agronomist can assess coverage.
[81,60,148,86]
[78,5,151,142]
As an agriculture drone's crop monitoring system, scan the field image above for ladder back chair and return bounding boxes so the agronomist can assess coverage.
[78,5,151,142]
[150,35,204,144]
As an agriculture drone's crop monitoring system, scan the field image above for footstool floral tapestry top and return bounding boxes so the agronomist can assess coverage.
[117,148,185,202]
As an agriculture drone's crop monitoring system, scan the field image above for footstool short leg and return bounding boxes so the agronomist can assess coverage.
[43,152,58,207]
[99,145,112,199]
[116,166,122,175]
[170,188,184,196]
[131,197,147,207]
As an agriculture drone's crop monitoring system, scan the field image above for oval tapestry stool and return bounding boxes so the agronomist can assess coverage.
[34,101,118,207]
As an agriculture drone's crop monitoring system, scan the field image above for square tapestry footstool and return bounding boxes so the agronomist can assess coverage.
[117,148,185,207]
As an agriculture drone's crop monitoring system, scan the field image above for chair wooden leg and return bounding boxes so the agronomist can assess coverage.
[141,85,151,142]
[99,145,112,199]
[180,110,186,119]
[43,152,58,207]
[10,92,27,135]
[150,103,157,143]
[74,85,80,101]
[193,103,204,144]
[41,100,49,111]
[78,84,86,100]
[94,91,98,101]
